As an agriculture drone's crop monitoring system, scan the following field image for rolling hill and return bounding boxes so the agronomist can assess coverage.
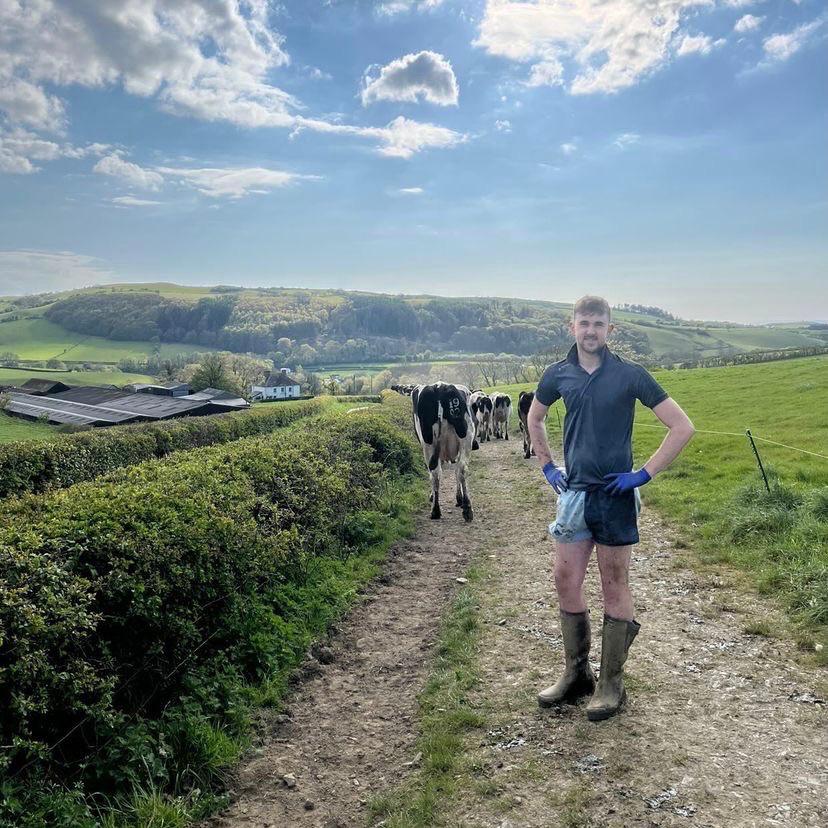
[2,283,825,371]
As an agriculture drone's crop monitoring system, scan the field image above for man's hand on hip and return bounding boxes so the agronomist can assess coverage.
[602,468,651,496]
[542,461,569,494]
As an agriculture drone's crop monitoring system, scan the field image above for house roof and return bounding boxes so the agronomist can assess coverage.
[261,372,300,387]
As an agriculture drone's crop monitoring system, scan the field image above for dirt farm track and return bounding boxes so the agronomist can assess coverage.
[203,438,826,828]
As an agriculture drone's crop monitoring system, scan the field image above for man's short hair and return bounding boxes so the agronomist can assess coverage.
[573,295,611,321]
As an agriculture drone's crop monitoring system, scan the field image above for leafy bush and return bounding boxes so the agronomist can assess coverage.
[0,400,420,825]
[0,398,324,499]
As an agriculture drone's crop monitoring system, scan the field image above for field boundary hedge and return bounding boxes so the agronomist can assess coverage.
[0,397,324,499]
[0,394,420,826]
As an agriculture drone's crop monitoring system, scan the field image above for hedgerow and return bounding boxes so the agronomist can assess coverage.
[0,398,324,499]
[0,398,420,826]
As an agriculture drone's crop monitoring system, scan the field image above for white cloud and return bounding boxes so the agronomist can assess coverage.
[155,166,321,198]
[734,15,764,34]
[0,128,109,174]
[94,154,165,190]
[495,119,512,132]
[527,60,564,88]
[398,187,424,194]
[377,0,446,15]
[0,250,115,294]
[0,0,294,132]
[362,51,459,106]
[112,196,162,207]
[368,116,466,158]
[724,0,760,7]
[0,1,463,163]
[560,142,577,155]
[763,19,824,62]
[475,0,717,95]
[614,132,641,149]
[676,34,725,57]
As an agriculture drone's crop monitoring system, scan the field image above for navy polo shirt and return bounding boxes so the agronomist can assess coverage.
[535,344,668,490]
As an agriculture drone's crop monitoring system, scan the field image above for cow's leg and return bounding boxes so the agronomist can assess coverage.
[457,456,473,522]
[505,414,509,441]
[523,425,531,459]
[430,466,441,519]
[455,468,463,506]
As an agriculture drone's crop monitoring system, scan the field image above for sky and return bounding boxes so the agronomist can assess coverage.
[1,0,826,324]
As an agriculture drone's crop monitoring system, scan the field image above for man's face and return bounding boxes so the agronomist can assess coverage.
[570,312,613,353]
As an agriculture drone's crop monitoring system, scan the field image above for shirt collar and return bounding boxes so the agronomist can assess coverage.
[567,342,610,368]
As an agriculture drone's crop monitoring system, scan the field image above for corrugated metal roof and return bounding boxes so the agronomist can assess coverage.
[6,394,140,425]
[19,378,71,395]
[186,387,239,400]
[51,386,127,405]
[5,392,215,426]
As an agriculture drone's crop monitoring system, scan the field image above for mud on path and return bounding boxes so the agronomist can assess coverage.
[204,439,826,828]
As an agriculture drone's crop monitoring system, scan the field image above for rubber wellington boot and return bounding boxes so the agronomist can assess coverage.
[537,610,596,707]
[585,616,641,722]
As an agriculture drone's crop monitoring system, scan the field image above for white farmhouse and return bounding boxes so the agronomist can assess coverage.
[251,368,302,401]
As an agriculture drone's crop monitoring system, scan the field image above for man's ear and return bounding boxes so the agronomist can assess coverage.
[569,319,577,336]
[607,322,615,336]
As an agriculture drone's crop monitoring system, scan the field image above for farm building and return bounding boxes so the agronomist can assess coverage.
[251,368,302,401]
[18,378,72,395]
[3,383,249,428]
[124,381,190,397]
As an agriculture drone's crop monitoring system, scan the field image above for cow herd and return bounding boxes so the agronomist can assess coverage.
[407,382,538,523]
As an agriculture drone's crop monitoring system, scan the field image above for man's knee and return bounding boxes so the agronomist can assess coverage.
[554,562,585,595]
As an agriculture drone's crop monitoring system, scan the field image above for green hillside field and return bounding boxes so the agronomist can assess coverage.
[0,366,154,387]
[0,317,210,363]
[489,355,828,644]
[0,412,57,444]
[5,282,824,367]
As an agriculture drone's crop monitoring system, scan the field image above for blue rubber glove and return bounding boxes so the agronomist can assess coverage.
[542,461,569,494]
[602,468,651,496]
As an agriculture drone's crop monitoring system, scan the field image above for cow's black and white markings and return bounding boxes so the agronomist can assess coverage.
[412,382,477,521]
[469,391,492,443]
[518,390,535,459]
[490,392,512,440]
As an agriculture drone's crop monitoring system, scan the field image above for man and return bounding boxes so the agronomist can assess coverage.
[527,296,695,721]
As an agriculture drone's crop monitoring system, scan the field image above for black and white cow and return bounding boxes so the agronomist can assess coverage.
[469,390,492,443]
[490,392,512,440]
[412,382,478,521]
[518,390,535,459]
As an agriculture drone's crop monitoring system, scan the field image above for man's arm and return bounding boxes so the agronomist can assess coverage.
[527,397,557,468]
[641,397,695,478]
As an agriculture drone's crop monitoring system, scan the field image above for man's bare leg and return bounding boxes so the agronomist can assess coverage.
[595,544,633,620]
[554,539,594,612]
[539,538,596,707]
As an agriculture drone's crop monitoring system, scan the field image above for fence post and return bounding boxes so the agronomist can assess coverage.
[745,429,770,492]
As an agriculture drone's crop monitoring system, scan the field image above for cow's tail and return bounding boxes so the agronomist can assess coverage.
[428,398,444,471]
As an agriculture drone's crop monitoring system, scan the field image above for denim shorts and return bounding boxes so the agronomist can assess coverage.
[549,488,642,547]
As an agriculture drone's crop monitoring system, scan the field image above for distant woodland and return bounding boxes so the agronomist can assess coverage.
[43,290,654,364]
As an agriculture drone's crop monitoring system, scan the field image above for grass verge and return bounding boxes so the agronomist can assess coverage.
[367,563,487,828]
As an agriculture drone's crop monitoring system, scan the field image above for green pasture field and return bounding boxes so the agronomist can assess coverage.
[489,355,828,642]
[710,326,824,351]
[0,412,57,444]
[0,317,210,362]
[0,367,155,386]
